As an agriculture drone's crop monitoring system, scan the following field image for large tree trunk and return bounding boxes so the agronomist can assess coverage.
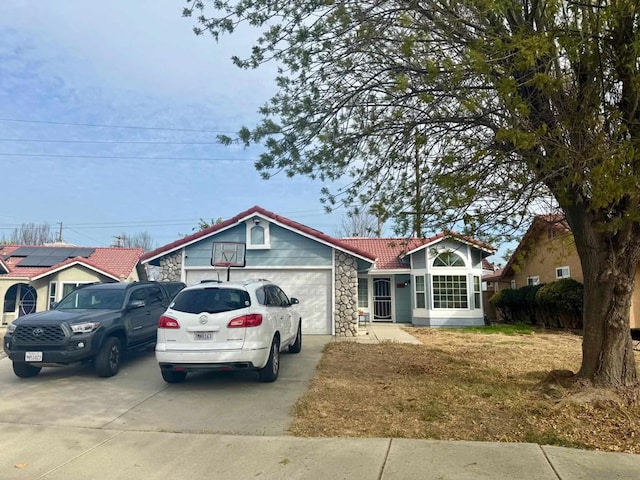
[567,208,640,386]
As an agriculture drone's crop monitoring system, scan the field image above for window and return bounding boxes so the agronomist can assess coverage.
[357,278,368,308]
[556,266,570,279]
[48,282,57,309]
[246,219,271,249]
[433,252,465,267]
[432,275,468,309]
[415,275,426,308]
[510,280,516,289]
[61,282,90,299]
[527,276,540,286]
[146,285,164,307]
[274,287,291,306]
[251,225,265,245]
[473,276,481,309]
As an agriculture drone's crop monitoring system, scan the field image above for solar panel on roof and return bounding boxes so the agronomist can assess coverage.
[13,247,96,268]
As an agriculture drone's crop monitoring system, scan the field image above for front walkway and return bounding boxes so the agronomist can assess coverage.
[334,323,422,344]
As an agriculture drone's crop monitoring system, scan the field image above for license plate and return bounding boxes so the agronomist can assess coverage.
[25,352,43,362]
[193,332,212,341]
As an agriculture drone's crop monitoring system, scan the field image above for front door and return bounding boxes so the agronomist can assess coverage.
[373,278,392,321]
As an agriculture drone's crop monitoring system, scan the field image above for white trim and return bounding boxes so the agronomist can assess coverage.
[183,265,332,272]
[404,235,495,256]
[331,251,336,336]
[245,219,271,250]
[556,266,570,279]
[527,276,540,286]
[31,261,120,282]
[142,211,377,265]
[180,249,187,284]
[367,268,411,275]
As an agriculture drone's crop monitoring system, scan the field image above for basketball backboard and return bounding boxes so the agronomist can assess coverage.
[211,242,246,267]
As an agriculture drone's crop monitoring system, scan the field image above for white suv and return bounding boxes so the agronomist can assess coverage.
[155,279,302,383]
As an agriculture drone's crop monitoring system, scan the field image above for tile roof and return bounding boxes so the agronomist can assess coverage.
[0,245,144,281]
[141,205,495,272]
[141,205,377,263]
[341,235,496,270]
[339,237,424,269]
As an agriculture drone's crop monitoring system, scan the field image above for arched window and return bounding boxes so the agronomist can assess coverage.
[251,225,265,245]
[245,218,271,249]
[433,251,465,267]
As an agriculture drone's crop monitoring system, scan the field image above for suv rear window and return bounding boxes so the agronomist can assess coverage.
[171,288,250,314]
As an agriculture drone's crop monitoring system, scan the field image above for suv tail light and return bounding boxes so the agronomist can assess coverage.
[158,315,180,329]
[227,314,263,328]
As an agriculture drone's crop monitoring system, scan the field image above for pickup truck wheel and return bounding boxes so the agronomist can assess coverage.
[288,321,302,353]
[161,370,187,383]
[95,336,121,377]
[13,362,42,378]
[258,337,280,382]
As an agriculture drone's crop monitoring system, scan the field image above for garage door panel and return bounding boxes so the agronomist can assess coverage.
[186,269,331,334]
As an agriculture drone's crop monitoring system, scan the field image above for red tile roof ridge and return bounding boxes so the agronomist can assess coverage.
[141,205,377,262]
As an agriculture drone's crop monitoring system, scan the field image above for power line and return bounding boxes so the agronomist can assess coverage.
[0,138,224,145]
[0,152,256,162]
[0,117,237,134]
[0,210,342,230]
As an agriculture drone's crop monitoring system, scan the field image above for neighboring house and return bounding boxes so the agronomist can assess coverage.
[500,215,581,288]
[0,244,146,326]
[482,267,511,321]
[141,206,495,336]
[490,214,640,330]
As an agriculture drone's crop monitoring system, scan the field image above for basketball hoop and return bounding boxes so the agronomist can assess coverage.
[211,242,246,282]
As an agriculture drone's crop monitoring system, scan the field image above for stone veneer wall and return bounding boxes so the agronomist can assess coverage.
[158,251,182,282]
[334,251,359,336]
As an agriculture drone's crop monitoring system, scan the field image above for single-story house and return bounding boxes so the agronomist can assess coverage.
[487,214,640,330]
[141,206,496,336]
[1,244,146,325]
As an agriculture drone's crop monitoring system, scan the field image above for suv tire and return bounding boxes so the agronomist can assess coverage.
[161,370,187,383]
[13,362,42,378]
[258,337,280,382]
[288,321,302,353]
[95,336,121,377]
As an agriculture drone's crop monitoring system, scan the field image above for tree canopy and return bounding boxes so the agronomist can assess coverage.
[186,0,640,386]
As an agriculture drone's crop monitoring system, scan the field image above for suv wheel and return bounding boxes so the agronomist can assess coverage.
[95,336,121,377]
[13,362,42,378]
[258,337,280,382]
[161,370,187,383]
[288,321,302,353]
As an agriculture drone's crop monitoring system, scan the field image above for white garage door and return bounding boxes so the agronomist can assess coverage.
[185,269,332,335]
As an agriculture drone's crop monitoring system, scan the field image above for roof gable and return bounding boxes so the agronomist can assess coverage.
[0,245,144,281]
[502,214,570,277]
[141,205,377,264]
[140,206,495,271]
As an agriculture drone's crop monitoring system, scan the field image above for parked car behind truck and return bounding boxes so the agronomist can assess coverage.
[3,281,185,378]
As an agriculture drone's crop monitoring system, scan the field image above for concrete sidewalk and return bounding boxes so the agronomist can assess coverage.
[2,325,640,479]
[2,423,640,480]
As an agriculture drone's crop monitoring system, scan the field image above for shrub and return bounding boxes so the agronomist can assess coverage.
[491,284,543,324]
[535,279,583,329]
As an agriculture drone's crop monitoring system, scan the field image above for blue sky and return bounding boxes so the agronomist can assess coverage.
[0,0,356,248]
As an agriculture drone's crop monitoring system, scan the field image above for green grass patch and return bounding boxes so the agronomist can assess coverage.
[446,324,535,335]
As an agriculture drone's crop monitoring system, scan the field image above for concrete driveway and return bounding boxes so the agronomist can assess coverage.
[0,335,330,436]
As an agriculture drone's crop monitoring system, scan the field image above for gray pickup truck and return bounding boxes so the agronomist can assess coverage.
[3,281,185,378]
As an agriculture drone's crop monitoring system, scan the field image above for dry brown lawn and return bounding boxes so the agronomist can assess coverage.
[290,327,640,454]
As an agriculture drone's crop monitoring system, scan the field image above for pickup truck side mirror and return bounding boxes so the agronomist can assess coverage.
[127,300,146,310]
